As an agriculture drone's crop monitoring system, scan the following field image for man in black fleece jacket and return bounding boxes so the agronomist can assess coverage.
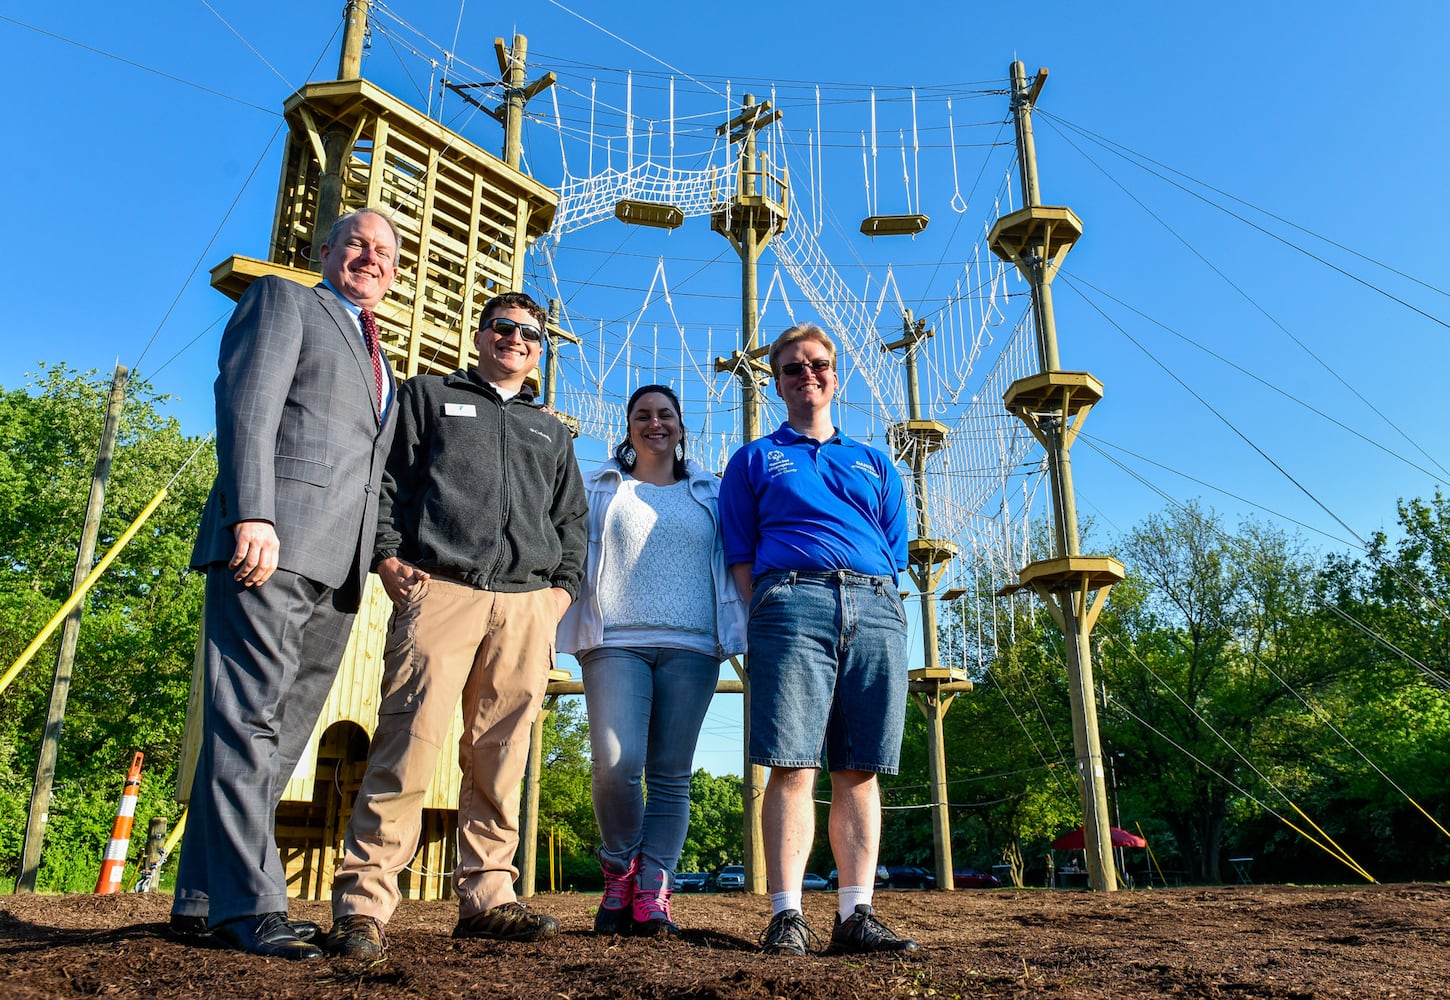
[326,291,587,958]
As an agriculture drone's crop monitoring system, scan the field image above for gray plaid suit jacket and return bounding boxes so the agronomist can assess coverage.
[192,276,396,606]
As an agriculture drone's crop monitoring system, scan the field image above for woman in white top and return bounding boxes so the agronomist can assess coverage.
[557,384,746,938]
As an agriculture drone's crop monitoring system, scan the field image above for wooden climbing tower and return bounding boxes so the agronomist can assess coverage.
[178,4,558,902]
[989,62,1125,891]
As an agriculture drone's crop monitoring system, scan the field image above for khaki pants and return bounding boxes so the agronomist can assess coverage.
[333,578,557,921]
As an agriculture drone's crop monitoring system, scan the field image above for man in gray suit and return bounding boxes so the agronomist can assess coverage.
[170,208,401,960]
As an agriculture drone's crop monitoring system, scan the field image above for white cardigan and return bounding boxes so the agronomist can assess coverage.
[555,458,747,658]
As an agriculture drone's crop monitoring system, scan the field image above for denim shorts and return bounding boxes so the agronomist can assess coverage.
[746,570,909,773]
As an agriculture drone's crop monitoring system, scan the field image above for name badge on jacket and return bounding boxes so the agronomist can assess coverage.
[444,403,477,417]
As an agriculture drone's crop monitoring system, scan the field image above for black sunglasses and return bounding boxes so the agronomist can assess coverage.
[779,359,833,377]
[483,317,543,343]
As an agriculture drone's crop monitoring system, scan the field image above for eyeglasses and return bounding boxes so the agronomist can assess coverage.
[779,358,833,378]
[483,317,543,343]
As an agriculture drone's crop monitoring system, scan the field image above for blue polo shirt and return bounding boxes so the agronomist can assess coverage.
[720,422,908,581]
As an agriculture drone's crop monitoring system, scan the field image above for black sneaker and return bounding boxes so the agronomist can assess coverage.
[758,908,818,955]
[452,901,559,942]
[325,914,387,960]
[827,904,918,954]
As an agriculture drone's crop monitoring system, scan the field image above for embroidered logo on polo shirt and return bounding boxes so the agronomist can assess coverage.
[766,450,796,477]
[852,460,881,478]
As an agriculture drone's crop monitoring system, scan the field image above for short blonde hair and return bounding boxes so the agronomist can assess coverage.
[325,208,402,257]
[768,322,837,378]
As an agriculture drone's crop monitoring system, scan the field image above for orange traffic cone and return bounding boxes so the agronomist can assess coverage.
[95,752,144,894]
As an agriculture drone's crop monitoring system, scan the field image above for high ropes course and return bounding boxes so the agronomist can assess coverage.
[363,0,1056,595]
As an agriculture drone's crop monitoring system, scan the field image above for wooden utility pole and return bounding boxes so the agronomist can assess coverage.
[517,682,567,898]
[883,313,970,890]
[314,0,371,256]
[544,299,563,407]
[480,40,561,896]
[710,94,787,894]
[16,365,129,893]
[989,62,1124,891]
[517,299,580,897]
[339,0,369,78]
[493,34,556,171]
[883,312,957,676]
[712,95,785,444]
[539,297,581,433]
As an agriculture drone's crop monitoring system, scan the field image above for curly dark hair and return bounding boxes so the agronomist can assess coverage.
[481,290,547,330]
[613,383,687,481]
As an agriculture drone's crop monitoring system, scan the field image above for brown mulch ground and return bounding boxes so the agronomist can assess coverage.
[2,883,1447,998]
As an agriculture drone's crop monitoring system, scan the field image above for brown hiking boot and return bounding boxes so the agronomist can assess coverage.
[325,914,387,960]
[452,902,559,942]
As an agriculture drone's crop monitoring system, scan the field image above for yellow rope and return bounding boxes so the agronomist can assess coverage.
[0,486,170,698]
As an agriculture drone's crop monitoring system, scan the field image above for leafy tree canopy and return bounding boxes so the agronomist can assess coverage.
[0,365,214,890]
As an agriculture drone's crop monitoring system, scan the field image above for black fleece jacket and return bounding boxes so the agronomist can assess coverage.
[372,367,587,600]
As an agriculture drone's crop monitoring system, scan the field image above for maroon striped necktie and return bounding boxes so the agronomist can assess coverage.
[360,308,384,412]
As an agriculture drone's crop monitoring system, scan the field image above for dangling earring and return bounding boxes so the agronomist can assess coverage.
[674,442,685,461]
[623,446,637,465]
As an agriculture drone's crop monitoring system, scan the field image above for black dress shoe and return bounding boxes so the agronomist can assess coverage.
[168,914,213,944]
[288,918,323,943]
[169,913,322,945]
[212,912,324,960]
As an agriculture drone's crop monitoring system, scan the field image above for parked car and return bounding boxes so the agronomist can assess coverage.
[883,864,937,889]
[675,871,708,892]
[826,865,889,890]
[711,864,746,891]
[952,867,1003,889]
[801,872,830,892]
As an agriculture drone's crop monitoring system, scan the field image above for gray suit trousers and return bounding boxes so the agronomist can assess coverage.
[171,566,354,924]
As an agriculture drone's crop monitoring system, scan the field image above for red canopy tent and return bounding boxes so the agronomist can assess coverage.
[1052,826,1147,850]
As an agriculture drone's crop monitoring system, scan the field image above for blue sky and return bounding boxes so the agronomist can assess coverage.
[4,1,1449,777]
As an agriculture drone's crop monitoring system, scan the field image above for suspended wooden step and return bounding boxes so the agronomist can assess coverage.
[860,213,929,236]
[909,537,959,570]
[909,665,970,683]
[615,199,685,229]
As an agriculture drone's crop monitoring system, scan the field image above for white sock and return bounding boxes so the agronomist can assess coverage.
[838,884,873,921]
[770,890,803,916]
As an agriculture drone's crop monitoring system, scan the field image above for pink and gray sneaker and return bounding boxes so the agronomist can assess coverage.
[632,889,679,938]
[594,857,639,936]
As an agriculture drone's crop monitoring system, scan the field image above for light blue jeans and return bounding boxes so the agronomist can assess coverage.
[580,645,719,891]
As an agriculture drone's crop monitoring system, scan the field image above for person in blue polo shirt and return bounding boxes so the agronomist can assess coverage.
[719,321,919,957]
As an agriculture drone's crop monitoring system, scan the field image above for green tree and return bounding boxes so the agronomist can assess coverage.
[1099,502,1336,882]
[534,696,598,890]
[884,564,1079,887]
[1268,494,1450,882]
[680,770,743,872]
[914,496,1448,887]
[0,365,214,890]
